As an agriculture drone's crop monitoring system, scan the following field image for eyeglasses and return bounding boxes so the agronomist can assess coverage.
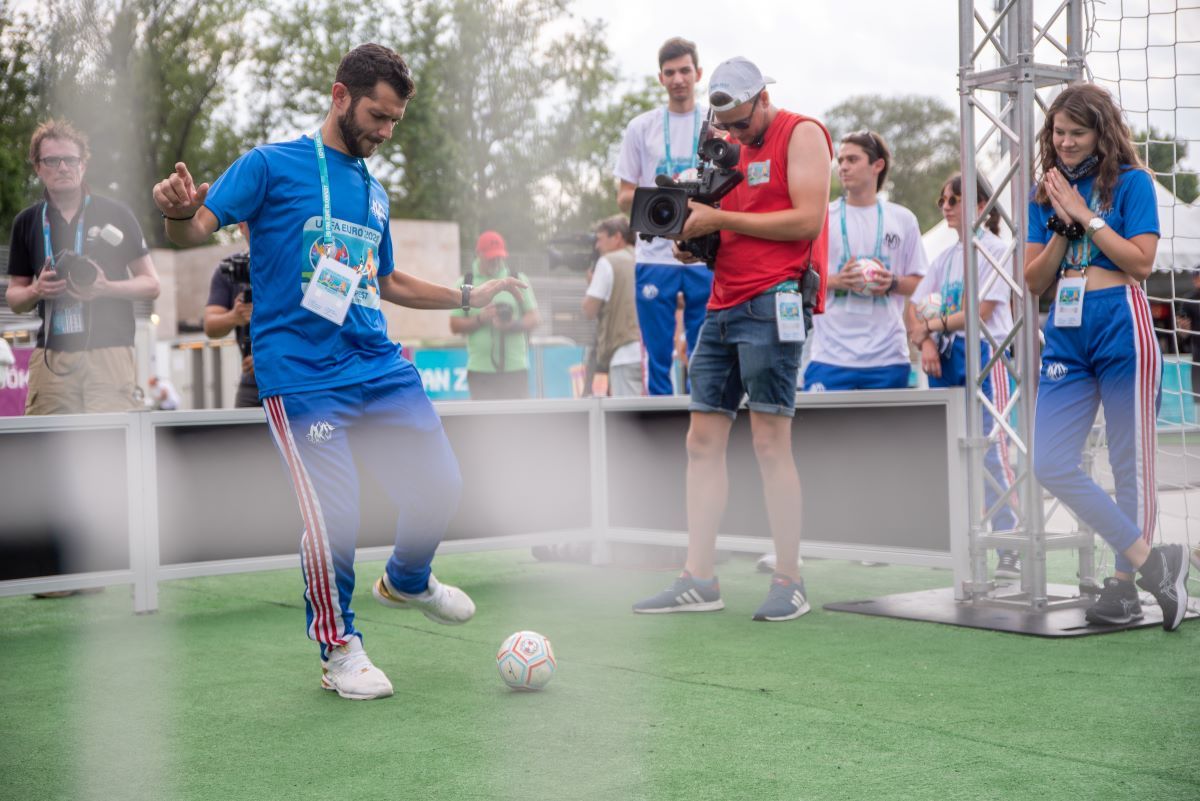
[936,194,960,209]
[712,95,760,132]
[38,156,82,170]
[849,129,882,156]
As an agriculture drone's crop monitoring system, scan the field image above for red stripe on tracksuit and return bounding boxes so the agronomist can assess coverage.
[990,360,1018,504]
[263,396,345,646]
[1128,287,1159,543]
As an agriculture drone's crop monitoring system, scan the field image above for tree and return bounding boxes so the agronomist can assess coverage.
[1137,127,1198,204]
[0,9,41,241]
[823,94,960,231]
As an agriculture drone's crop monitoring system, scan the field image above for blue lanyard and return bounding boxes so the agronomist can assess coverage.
[838,197,884,269]
[662,108,702,172]
[42,196,90,268]
[1062,189,1100,273]
[313,129,371,250]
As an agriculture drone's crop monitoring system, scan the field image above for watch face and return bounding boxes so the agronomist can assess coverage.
[1089,217,1106,230]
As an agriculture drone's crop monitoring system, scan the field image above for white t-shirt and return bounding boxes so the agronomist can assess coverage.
[614,105,707,266]
[808,199,929,368]
[913,229,1014,344]
[586,255,642,367]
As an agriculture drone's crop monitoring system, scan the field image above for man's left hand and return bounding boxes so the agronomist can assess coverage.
[676,201,722,240]
[66,259,110,301]
[470,277,526,308]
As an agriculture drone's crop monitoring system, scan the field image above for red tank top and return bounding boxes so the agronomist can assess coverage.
[709,110,832,312]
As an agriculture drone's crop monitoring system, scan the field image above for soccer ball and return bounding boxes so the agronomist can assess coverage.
[496,630,556,691]
[915,292,943,320]
[853,258,886,290]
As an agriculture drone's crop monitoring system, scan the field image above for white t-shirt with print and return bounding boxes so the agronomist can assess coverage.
[808,199,929,368]
[615,105,707,266]
[586,255,642,367]
[913,229,1014,344]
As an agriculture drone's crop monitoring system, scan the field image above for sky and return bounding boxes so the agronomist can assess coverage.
[568,0,964,120]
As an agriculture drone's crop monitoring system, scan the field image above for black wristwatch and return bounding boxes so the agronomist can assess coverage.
[461,283,473,312]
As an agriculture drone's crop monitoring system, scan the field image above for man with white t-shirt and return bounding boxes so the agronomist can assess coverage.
[615,36,713,395]
[804,130,927,391]
[583,215,643,396]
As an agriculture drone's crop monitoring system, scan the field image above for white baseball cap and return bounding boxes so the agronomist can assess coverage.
[707,57,775,112]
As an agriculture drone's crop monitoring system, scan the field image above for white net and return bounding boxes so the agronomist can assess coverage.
[1082,0,1200,585]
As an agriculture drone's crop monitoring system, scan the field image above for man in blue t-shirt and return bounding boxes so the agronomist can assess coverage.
[153,43,523,701]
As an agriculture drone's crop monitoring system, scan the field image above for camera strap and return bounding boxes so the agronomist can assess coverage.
[661,107,702,176]
[41,195,90,270]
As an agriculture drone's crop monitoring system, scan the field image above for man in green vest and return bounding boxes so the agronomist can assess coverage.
[450,230,540,399]
[583,216,644,396]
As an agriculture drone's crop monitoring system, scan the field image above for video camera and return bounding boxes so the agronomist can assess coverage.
[218,251,252,356]
[546,233,597,272]
[629,122,743,267]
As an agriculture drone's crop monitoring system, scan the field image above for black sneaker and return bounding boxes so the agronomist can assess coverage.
[1136,544,1189,632]
[632,572,724,614]
[994,551,1021,579]
[1084,577,1144,625]
[752,574,811,622]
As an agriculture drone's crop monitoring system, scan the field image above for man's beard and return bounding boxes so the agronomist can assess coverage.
[337,101,369,158]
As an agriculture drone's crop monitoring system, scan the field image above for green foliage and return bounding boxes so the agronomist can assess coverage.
[823,94,960,231]
[0,9,41,242]
[1136,127,1198,204]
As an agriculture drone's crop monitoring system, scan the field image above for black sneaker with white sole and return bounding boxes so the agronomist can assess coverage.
[994,551,1021,580]
[1084,577,1144,626]
[632,572,724,614]
[1136,544,1189,632]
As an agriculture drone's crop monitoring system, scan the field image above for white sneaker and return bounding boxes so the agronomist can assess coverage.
[320,637,393,700]
[372,573,476,625]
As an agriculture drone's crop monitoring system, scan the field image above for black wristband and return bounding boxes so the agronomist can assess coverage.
[1047,214,1085,241]
[461,283,473,312]
[161,211,195,221]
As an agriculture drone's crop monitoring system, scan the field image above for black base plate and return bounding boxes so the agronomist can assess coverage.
[824,583,1198,638]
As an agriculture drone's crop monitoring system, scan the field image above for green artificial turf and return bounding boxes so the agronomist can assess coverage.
[0,550,1197,801]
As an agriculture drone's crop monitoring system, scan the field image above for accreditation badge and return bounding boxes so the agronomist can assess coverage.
[301,256,362,325]
[1053,277,1085,328]
[50,301,85,336]
[775,292,805,342]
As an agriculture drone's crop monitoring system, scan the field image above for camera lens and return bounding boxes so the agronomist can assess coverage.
[649,198,679,229]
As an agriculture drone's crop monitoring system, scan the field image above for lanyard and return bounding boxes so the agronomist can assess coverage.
[1061,189,1100,274]
[838,197,884,269]
[42,196,90,268]
[313,129,371,250]
[662,108,702,172]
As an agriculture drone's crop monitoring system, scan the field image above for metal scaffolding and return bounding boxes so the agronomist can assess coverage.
[957,0,1096,611]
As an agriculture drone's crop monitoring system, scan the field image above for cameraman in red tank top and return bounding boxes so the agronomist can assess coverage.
[631,57,833,622]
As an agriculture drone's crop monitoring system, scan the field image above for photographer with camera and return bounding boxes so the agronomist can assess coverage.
[204,223,259,407]
[615,36,714,396]
[804,130,927,392]
[450,231,540,400]
[582,215,643,396]
[5,120,160,415]
[630,57,832,622]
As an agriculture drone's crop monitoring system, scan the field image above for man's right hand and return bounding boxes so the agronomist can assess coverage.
[153,162,209,220]
[827,261,866,293]
[231,296,253,326]
[920,338,941,379]
[34,259,67,299]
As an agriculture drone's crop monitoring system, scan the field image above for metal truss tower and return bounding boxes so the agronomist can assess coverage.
[957,0,1092,610]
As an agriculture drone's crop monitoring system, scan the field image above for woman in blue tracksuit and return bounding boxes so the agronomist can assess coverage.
[1025,83,1188,630]
[909,174,1020,579]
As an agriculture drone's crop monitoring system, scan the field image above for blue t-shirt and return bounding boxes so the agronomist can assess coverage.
[204,135,402,397]
[1028,165,1159,272]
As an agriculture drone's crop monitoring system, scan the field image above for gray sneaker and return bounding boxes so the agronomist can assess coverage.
[1084,577,1144,626]
[752,575,811,622]
[632,572,724,614]
[1136,544,1189,632]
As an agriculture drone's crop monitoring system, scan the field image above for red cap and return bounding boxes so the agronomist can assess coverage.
[475,230,508,260]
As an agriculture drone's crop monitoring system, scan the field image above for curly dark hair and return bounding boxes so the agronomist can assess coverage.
[335,43,415,102]
[1034,83,1145,211]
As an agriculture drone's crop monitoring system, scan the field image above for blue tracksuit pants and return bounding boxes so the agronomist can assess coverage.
[1032,285,1162,574]
[930,336,1018,548]
[635,263,713,395]
[263,364,462,656]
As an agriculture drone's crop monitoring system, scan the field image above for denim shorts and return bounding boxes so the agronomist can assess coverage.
[688,292,803,418]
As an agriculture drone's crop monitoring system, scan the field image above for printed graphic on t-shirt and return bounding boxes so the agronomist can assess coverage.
[300,215,382,309]
[655,156,696,179]
[747,160,771,186]
[942,281,963,315]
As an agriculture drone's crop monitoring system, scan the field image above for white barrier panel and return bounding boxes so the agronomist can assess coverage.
[0,390,967,611]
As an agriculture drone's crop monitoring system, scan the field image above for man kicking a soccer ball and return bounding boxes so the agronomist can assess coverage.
[153,44,522,700]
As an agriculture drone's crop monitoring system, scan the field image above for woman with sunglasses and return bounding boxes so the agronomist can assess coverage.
[908,174,1020,578]
[1025,83,1187,630]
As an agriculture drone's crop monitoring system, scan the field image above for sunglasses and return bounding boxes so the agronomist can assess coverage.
[38,156,82,169]
[712,95,760,132]
[936,194,960,209]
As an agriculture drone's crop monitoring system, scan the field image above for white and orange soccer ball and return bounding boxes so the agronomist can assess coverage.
[852,258,886,291]
[496,630,556,691]
[915,292,943,320]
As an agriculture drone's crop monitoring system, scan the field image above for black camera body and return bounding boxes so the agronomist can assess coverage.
[629,133,743,267]
[218,251,252,355]
[546,233,597,272]
[50,251,98,287]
